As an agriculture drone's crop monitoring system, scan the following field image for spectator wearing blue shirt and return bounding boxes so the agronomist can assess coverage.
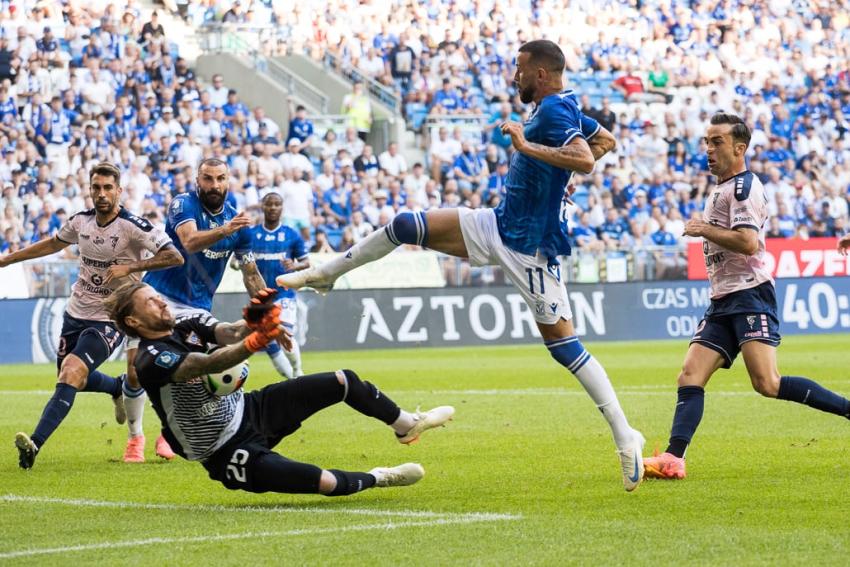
[432,79,462,114]
[597,208,628,249]
[286,97,315,149]
[487,102,521,151]
[222,89,249,120]
[452,141,488,194]
[571,211,601,252]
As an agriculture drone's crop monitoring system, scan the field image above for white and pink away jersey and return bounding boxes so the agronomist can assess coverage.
[56,208,171,321]
[701,171,773,299]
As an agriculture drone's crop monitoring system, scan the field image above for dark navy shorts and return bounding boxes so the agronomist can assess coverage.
[690,312,781,369]
[57,313,124,372]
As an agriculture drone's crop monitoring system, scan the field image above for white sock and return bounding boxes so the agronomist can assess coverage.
[391,410,417,435]
[317,227,396,280]
[124,387,146,438]
[285,340,302,377]
[269,349,293,379]
[572,357,634,449]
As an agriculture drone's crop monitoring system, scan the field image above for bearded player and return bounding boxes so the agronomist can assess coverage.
[120,158,267,463]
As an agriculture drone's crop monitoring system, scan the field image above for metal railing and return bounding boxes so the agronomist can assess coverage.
[197,23,329,114]
[318,50,400,112]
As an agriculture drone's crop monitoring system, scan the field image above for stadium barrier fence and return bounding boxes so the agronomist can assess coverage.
[2,277,850,363]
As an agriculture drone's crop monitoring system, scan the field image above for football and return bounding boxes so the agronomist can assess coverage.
[203,361,249,396]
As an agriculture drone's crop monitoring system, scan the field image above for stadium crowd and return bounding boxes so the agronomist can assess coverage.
[0,0,849,264]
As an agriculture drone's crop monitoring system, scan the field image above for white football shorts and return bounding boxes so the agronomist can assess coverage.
[458,207,573,325]
[277,297,297,330]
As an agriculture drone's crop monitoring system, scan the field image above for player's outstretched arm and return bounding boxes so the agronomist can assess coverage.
[172,322,281,382]
[500,121,595,173]
[683,221,759,256]
[239,259,267,297]
[172,341,254,383]
[587,125,616,161]
[103,243,184,283]
[0,236,69,268]
[175,212,252,254]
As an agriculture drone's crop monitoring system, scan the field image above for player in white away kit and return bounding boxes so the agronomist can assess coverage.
[0,162,183,469]
[278,40,646,492]
[643,114,850,480]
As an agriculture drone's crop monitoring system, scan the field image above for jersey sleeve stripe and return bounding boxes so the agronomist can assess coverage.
[296,254,309,261]
[55,234,73,244]
[585,122,601,139]
[732,224,759,231]
[173,218,195,230]
[561,128,581,146]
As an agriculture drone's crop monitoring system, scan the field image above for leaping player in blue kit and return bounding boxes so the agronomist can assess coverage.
[250,192,309,378]
[277,40,646,491]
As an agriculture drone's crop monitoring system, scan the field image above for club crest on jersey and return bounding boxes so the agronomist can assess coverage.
[155,351,179,369]
[110,236,119,249]
[184,331,203,346]
[747,315,756,329]
[535,300,545,315]
[278,233,286,241]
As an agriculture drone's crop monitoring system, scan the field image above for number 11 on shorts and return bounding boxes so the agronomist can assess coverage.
[526,267,545,294]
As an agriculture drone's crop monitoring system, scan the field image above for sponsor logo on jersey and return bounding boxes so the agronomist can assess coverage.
[81,256,116,269]
[93,236,105,245]
[203,249,232,260]
[80,233,90,240]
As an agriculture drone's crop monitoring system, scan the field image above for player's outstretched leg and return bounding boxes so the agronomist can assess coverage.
[545,335,644,491]
[265,339,293,379]
[776,376,850,417]
[335,369,455,444]
[276,211,428,291]
[85,370,125,424]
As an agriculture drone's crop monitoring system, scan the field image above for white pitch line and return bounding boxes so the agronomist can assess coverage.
[0,494,519,522]
[0,516,519,560]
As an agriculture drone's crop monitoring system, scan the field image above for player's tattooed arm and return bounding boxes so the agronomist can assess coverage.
[103,244,184,283]
[239,259,267,297]
[213,320,252,345]
[500,121,594,173]
[587,126,616,161]
[175,213,252,254]
[172,341,252,383]
[0,236,69,268]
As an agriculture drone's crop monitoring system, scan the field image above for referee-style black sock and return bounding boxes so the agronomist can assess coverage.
[778,376,850,418]
[666,386,705,458]
[327,469,376,496]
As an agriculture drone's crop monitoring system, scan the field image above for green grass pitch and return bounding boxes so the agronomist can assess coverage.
[1,335,849,565]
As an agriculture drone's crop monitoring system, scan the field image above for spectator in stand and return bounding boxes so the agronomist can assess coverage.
[342,82,372,142]
[612,66,671,104]
[378,142,407,177]
[354,145,380,178]
[452,141,487,195]
[428,126,462,183]
[286,97,315,149]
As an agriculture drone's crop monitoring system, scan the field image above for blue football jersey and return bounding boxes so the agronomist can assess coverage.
[250,223,308,299]
[494,89,599,258]
[143,191,253,310]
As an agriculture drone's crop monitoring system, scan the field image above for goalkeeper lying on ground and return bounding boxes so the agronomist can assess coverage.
[103,283,454,495]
